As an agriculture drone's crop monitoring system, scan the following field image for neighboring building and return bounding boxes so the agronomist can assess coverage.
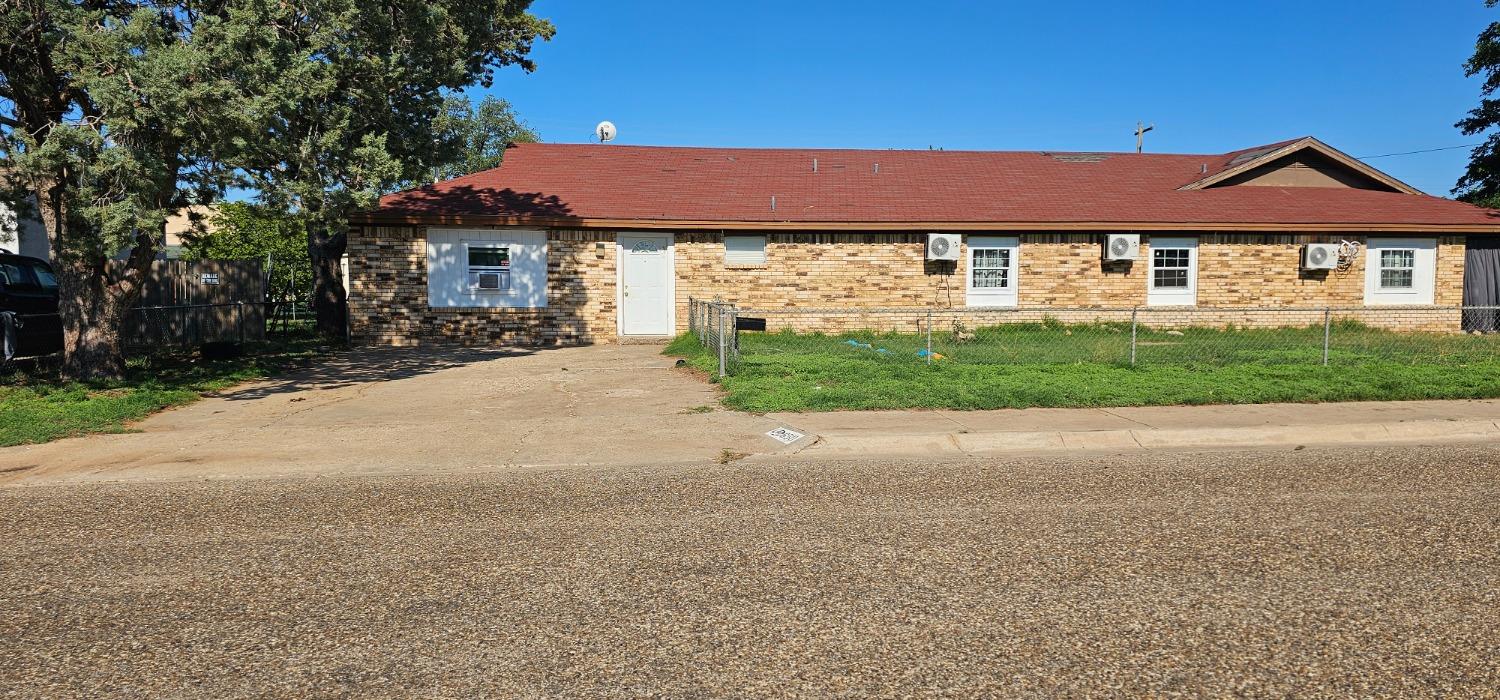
[0,201,212,261]
[0,197,50,260]
[347,137,1500,346]
[160,205,218,260]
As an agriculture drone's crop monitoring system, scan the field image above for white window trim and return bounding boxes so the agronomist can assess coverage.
[724,234,767,267]
[966,236,1020,308]
[1146,236,1198,307]
[462,240,517,295]
[1364,237,1436,305]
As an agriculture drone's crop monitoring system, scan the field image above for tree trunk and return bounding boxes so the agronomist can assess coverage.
[308,223,347,340]
[56,267,134,380]
[34,185,155,381]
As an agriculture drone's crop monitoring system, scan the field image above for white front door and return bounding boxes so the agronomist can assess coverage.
[618,234,674,335]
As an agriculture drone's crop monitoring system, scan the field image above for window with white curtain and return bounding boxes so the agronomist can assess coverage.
[966,236,1019,307]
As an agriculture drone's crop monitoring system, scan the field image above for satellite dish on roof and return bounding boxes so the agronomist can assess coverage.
[595,121,617,143]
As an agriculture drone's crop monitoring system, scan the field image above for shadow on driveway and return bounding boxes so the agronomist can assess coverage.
[1,344,788,485]
[221,345,540,401]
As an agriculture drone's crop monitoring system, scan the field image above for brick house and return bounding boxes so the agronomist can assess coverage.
[348,137,1500,345]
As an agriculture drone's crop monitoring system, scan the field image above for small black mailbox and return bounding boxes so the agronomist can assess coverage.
[735,316,767,332]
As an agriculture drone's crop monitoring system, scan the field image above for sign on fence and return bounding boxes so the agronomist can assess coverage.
[126,259,266,348]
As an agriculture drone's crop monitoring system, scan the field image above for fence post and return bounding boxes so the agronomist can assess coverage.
[290,265,297,322]
[237,301,245,345]
[688,297,696,337]
[729,306,739,362]
[1129,306,1139,367]
[1322,307,1332,366]
[926,310,933,365]
[717,304,727,379]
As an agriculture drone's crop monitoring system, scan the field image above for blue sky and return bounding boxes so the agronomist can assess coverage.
[468,1,1497,197]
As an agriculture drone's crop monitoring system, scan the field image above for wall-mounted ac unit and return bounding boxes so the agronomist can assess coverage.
[1302,243,1338,270]
[1103,233,1140,261]
[927,233,960,261]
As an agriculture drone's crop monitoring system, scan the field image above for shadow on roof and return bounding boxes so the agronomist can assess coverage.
[380,184,578,220]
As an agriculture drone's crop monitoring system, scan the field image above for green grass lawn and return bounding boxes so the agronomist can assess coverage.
[667,323,1500,412]
[0,334,328,447]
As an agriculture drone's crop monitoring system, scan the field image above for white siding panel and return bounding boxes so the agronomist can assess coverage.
[427,228,548,308]
[1363,237,1436,305]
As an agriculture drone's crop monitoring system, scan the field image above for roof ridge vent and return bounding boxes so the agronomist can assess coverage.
[1050,153,1111,163]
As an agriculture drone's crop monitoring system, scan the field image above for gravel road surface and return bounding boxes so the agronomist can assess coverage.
[3,445,1498,698]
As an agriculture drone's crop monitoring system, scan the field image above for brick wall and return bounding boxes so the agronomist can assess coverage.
[685,233,1464,309]
[675,232,964,312]
[349,227,1472,346]
[348,226,616,346]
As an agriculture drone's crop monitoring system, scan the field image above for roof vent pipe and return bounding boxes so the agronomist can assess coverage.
[770,195,777,211]
[1201,163,1208,174]
[813,158,818,173]
[873,163,880,174]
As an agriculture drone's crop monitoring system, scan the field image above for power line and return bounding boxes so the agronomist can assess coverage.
[1357,143,1484,159]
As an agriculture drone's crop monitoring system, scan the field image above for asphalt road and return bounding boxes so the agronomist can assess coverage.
[3,445,1498,698]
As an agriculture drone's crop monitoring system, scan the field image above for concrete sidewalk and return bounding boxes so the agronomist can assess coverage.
[767,399,1500,459]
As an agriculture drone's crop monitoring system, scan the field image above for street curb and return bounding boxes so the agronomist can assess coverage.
[780,418,1500,459]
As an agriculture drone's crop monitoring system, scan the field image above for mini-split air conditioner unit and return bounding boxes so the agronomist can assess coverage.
[1302,243,1339,270]
[1103,233,1140,261]
[926,233,961,261]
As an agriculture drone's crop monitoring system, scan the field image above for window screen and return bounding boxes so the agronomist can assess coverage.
[725,235,767,265]
[468,247,510,268]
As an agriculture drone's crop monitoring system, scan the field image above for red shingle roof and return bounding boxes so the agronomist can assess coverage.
[368,140,1500,230]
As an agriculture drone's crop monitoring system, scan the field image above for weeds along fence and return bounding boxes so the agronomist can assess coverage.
[687,298,1500,378]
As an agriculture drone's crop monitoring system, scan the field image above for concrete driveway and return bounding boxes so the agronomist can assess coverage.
[0,345,792,485]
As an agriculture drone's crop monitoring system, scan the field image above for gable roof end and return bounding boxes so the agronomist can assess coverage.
[1178,137,1421,194]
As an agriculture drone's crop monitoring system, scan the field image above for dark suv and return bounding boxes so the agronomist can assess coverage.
[1,254,63,361]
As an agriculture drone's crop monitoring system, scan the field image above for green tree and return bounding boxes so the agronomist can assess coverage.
[1457,0,1500,207]
[2,1,552,377]
[232,2,553,338]
[184,202,308,301]
[0,1,248,378]
[429,95,541,183]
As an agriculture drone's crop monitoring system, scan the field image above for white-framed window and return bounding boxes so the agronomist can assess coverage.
[966,235,1019,307]
[465,242,512,293]
[725,235,767,266]
[1364,237,1435,305]
[1146,236,1197,306]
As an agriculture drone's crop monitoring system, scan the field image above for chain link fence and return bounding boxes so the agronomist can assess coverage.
[688,297,738,376]
[688,299,1500,378]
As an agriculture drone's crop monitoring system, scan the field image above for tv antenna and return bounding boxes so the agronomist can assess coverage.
[595,121,617,143]
[1134,121,1154,153]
